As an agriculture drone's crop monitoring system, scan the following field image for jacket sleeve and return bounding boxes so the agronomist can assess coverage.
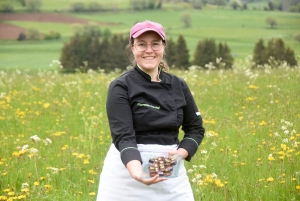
[178,79,205,161]
[106,80,142,166]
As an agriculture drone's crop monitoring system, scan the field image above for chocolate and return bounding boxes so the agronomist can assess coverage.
[147,155,178,177]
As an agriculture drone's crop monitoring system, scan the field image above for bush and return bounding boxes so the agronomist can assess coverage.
[27,28,41,40]
[26,0,42,12]
[70,2,85,12]
[266,17,277,28]
[0,2,14,13]
[44,31,61,40]
[17,32,26,41]
[87,2,104,12]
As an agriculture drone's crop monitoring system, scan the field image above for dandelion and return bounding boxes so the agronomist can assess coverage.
[89,192,96,196]
[266,177,274,182]
[34,182,39,186]
[88,180,94,184]
[296,186,300,190]
[268,154,275,161]
[43,102,51,109]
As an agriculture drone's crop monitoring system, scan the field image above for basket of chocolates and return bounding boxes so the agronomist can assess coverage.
[143,155,182,178]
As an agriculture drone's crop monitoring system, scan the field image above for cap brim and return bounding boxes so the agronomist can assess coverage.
[132,28,165,41]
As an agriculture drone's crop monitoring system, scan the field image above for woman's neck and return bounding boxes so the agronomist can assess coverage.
[137,64,160,82]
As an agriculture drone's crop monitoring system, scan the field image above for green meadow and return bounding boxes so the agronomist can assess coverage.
[0,64,299,200]
[0,1,300,200]
[0,5,300,70]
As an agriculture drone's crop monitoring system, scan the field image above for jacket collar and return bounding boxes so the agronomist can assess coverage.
[135,64,162,82]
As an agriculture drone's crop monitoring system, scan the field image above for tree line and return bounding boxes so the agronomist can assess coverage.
[60,27,297,73]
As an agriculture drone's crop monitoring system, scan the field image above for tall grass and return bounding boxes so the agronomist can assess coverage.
[0,59,299,200]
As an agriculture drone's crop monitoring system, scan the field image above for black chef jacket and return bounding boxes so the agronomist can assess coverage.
[106,66,205,166]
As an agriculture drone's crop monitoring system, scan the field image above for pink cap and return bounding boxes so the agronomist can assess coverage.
[130,20,166,42]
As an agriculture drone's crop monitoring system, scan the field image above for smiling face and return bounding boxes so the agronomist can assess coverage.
[131,31,165,75]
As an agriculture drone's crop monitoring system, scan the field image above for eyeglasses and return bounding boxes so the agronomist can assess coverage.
[133,42,164,52]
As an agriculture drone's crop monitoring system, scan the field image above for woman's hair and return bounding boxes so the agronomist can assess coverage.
[125,38,169,73]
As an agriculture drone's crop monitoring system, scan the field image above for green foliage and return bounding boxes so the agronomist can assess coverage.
[230,0,242,10]
[17,32,27,41]
[165,38,177,67]
[0,2,14,13]
[60,26,128,73]
[70,2,85,12]
[193,39,233,69]
[25,0,42,12]
[295,33,300,43]
[26,28,41,40]
[190,0,203,9]
[266,16,278,28]
[253,38,298,67]
[180,13,191,28]
[44,31,61,40]
[175,35,190,69]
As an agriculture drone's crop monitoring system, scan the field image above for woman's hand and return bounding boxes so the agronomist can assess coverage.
[126,160,167,186]
[168,148,188,159]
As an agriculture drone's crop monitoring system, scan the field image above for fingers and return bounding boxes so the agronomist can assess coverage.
[136,174,168,186]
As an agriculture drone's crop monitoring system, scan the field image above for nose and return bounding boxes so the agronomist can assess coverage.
[145,44,153,52]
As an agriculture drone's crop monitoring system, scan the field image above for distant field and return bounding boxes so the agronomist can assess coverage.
[0,5,299,70]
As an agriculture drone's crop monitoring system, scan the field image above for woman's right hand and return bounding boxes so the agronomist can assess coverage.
[126,160,168,186]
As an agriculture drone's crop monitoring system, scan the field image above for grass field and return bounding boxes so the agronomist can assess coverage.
[0,60,299,200]
[0,4,300,71]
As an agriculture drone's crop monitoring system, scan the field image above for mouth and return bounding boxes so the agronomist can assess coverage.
[143,56,155,60]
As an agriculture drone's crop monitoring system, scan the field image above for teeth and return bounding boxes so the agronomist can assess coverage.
[144,57,154,60]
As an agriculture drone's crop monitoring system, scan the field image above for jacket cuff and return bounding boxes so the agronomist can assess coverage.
[178,138,198,161]
[121,148,142,166]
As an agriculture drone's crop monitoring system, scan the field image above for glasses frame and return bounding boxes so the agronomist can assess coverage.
[132,41,165,52]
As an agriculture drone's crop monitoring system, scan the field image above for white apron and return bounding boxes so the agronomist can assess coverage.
[96,144,194,201]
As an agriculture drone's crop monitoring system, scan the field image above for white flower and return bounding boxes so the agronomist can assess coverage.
[212,173,218,179]
[282,138,288,143]
[191,178,196,183]
[201,150,207,154]
[188,169,193,173]
[43,138,52,145]
[284,130,289,135]
[22,144,29,151]
[21,183,29,189]
[51,167,59,174]
[29,148,38,154]
[211,142,217,147]
[199,165,207,169]
[30,135,41,142]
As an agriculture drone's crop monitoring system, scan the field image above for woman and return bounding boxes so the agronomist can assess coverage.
[96,20,205,201]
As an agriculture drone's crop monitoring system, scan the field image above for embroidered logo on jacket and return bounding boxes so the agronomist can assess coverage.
[137,103,160,110]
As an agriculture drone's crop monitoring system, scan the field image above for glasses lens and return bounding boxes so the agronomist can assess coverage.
[135,42,162,51]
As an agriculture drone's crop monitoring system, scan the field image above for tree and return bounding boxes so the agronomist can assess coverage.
[284,47,297,66]
[193,39,217,68]
[190,0,203,9]
[266,17,278,28]
[229,0,242,10]
[165,38,177,67]
[0,2,14,13]
[253,39,267,66]
[175,35,190,69]
[295,33,300,43]
[180,13,191,28]
[252,38,297,67]
[217,42,233,69]
[26,0,42,12]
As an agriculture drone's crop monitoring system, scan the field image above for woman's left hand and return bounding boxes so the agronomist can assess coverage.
[168,148,188,160]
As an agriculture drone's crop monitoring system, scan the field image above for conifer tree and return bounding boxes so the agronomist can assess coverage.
[175,35,190,69]
[98,37,113,72]
[218,42,233,69]
[165,38,177,68]
[193,39,217,68]
[253,39,267,66]
[284,47,297,66]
